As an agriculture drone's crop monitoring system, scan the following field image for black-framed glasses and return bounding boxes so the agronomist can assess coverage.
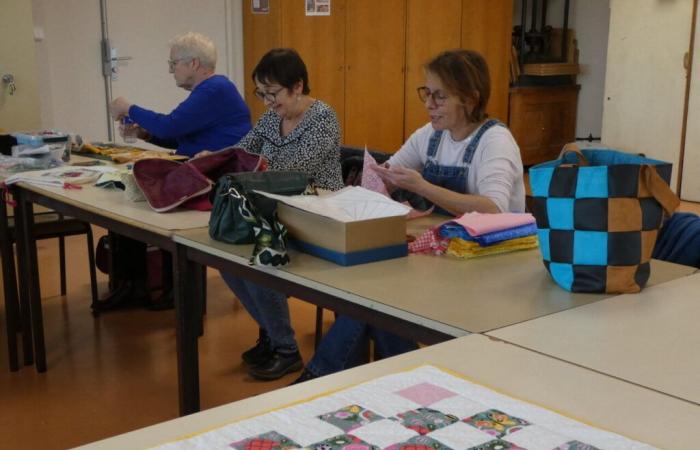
[253,87,285,103]
[417,86,448,106]
[167,58,191,70]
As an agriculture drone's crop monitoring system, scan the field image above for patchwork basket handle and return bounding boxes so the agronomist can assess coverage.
[642,165,680,216]
[558,142,590,166]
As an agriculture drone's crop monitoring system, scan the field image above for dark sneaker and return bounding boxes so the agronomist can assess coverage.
[290,368,317,385]
[248,350,303,381]
[241,329,273,366]
[93,281,150,312]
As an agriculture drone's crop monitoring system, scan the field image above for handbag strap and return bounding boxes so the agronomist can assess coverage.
[558,142,590,166]
[641,165,680,216]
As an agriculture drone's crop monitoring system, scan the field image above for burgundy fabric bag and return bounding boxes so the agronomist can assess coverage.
[133,147,266,212]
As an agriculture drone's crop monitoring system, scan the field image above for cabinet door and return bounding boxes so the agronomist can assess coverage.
[404,0,462,140]
[243,0,283,122]
[462,0,512,123]
[509,86,578,166]
[602,0,693,190]
[281,0,346,140]
[345,0,406,152]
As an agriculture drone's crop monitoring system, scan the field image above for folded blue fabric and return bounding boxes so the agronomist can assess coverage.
[652,212,700,268]
[439,222,537,246]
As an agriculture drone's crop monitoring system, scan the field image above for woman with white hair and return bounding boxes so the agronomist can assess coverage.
[100,32,251,312]
[109,31,251,158]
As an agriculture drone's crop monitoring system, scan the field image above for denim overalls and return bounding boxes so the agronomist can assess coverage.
[422,119,503,215]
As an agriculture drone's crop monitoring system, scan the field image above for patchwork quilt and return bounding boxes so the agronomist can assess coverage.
[153,366,656,450]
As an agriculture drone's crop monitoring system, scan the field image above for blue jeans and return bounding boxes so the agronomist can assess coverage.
[305,315,419,377]
[220,271,298,352]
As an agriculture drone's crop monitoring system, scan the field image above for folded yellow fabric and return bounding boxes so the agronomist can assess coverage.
[447,235,539,259]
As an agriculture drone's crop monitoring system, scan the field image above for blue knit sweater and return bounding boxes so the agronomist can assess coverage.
[128,75,252,157]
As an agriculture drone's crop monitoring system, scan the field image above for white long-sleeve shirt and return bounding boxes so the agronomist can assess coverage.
[388,122,526,213]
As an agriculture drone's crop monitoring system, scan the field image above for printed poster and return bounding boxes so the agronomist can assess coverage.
[306,0,331,16]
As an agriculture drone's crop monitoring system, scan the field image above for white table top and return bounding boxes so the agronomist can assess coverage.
[74,334,700,450]
[488,271,700,405]
[11,156,209,233]
[175,216,696,335]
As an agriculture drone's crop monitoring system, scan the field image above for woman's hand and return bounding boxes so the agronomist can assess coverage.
[373,164,426,194]
[109,97,132,120]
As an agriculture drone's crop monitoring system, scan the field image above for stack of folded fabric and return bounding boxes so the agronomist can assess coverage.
[441,212,538,258]
[408,211,538,258]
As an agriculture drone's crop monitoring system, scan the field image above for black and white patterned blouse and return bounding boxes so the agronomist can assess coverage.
[236,100,344,191]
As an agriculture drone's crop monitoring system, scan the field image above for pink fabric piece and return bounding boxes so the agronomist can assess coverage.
[395,382,458,406]
[408,227,449,255]
[361,149,389,196]
[452,211,536,237]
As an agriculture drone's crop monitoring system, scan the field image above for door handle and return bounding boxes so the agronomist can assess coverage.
[2,74,16,95]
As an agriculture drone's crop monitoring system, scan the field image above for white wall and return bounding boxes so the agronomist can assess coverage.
[29,0,245,141]
[512,0,610,139]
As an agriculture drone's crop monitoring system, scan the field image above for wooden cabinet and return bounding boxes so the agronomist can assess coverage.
[345,0,406,151]
[509,85,580,166]
[243,0,511,153]
[404,0,463,138]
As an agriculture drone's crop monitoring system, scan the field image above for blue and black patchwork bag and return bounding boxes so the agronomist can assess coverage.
[529,146,680,293]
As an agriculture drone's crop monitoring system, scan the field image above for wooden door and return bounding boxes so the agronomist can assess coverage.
[243,0,283,122]
[344,0,406,152]
[281,0,346,140]
[0,0,41,131]
[404,0,462,140]
[461,0,512,123]
[602,0,694,189]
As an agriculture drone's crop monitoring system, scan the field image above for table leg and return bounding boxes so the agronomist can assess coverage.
[15,189,46,372]
[172,243,201,416]
[0,194,20,371]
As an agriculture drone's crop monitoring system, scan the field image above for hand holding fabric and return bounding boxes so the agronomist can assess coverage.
[373,164,426,195]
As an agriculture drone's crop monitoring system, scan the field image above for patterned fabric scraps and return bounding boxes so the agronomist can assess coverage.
[230,431,299,450]
[385,435,454,450]
[394,408,460,435]
[308,433,378,450]
[463,409,530,438]
[408,228,450,255]
[318,405,384,432]
[467,439,524,450]
[439,223,537,247]
[446,236,538,259]
[452,212,536,236]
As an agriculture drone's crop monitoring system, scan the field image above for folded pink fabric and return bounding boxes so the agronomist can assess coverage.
[451,211,536,236]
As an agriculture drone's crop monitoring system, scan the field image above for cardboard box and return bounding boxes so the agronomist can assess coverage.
[277,203,408,266]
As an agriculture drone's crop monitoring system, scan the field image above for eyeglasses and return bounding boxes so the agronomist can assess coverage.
[417,86,448,106]
[167,58,191,70]
[253,87,285,103]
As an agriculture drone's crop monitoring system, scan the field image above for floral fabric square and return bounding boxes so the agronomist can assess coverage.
[307,433,378,450]
[395,408,459,435]
[384,435,453,450]
[466,439,525,450]
[318,404,384,432]
[463,409,530,438]
[230,431,299,450]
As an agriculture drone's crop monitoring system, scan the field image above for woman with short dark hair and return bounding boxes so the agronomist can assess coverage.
[219,48,343,381]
